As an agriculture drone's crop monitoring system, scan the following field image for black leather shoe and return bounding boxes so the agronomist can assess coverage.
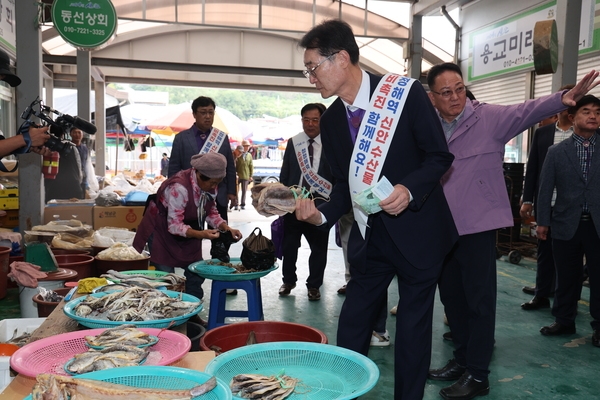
[522,286,536,295]
[443,331,453,341]
[439,372,490,399]
[428,359,466,381]
[521,296,550,310]
[308,288,321,301]
[278,283,296,296]
[592,330,600,347]
[540,321,576,336]
[337,285,347,294]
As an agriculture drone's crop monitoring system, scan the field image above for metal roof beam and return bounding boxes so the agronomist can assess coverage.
[42,55,303,79]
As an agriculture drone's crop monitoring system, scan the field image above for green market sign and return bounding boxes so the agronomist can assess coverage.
[52,0,117,50]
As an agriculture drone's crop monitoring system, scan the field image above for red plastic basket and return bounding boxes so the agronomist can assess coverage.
[200,321,327,352]
[10,327,191,377]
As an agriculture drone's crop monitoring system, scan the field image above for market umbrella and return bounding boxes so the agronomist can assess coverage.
[144,103,252,142]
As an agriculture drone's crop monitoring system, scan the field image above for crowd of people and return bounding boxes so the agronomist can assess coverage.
[2,17,599,399]
[292,18,599,400]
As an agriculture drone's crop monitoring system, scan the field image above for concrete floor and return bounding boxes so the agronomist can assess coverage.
[1,201,598,399]
[218,206,599,400]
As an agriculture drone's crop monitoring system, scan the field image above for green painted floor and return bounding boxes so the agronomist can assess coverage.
[1,207,598,399]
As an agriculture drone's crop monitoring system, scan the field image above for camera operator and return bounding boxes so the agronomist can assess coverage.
[0,48,50,158]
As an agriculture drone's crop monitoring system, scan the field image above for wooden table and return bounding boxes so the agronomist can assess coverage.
[1,293,214,399]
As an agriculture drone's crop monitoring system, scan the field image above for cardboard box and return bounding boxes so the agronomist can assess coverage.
[0,210,18,229]
[93,206,145,231]
[0,189,18,211]
[44,205,94,225]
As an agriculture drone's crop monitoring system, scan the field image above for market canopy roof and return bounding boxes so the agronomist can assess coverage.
[40,0,456,92]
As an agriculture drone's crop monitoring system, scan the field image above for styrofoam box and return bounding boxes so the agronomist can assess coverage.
[0,318,45,392]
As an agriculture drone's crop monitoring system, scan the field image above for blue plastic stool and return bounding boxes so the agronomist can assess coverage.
[207,278,264,330]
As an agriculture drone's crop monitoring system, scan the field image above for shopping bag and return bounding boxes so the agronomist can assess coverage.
[240,227,276,270]
[271,216,285,260]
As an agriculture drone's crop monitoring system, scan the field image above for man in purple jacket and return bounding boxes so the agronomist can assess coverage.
[426,62,599,400]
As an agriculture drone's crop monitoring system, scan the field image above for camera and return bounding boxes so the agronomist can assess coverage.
[20,97,96,154]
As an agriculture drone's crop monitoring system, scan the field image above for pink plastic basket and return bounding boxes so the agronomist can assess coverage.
[10,327,191,378]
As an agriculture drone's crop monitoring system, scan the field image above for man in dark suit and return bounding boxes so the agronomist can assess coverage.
[536,95,600,346]
[295,19,458,399]
[278,103,333,301]
[168,96,237,261]
[520,93,573,310]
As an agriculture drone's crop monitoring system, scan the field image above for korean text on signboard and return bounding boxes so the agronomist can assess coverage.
[51,0,117,50]
[469,0,594,81]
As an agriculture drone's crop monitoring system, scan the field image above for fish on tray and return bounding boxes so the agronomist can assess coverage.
[65,344,149,374]
[74,286,200,321]
[230,373,299,399]
[32,373,217,400]
[85,324,157,348]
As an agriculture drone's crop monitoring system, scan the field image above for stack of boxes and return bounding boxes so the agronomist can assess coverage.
[0,188,19,229]
[43,202,145,231]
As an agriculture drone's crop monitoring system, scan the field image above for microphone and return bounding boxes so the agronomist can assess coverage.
[61,115,98,134]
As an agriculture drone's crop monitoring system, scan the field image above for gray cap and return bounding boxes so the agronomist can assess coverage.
[190,152,227,179]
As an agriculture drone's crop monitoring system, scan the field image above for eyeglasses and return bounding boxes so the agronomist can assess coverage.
[430,86,466,99]
[302,51,339,79]
[302,118,320,124]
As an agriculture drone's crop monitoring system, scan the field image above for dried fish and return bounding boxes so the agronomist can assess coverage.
[101,269,186,292]
[246,330,257,345]
[66,344,149,374]
[230,373,299,399]
[6,328,32,347]
[251,183,303,217]
[85,324,156,348]
[32,373,217,400]
[73,287,200,322]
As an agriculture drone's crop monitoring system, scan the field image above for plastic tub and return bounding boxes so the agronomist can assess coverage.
[19,280,65,319]
[94,256,150,276]
[186,321,206,352]
[200,321,328,352]
[54,254,96,280]
[51,248,91,256]
[32,287,71,318]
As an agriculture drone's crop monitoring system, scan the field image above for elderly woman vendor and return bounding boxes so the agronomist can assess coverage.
[133,152,242,300]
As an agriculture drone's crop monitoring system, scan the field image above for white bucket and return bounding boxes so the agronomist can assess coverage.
[18,280,65,319]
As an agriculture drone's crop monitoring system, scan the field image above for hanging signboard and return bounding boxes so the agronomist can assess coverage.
[0,0,16,51]
[468,0,595,81]
[51,0,117,51]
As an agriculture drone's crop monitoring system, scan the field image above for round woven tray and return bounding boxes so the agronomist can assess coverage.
[188,258,278,281]
[205,341,379,399]
[63,289,202,329]
[11,328,191,378]
[23,366,231,400]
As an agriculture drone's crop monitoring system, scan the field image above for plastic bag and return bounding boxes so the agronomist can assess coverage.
[210,230,238,263]
[271,216,284,260]
[240,227,276,271]
[95,191,123,206]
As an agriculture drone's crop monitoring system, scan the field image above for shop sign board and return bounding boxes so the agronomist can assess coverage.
[468,0,595,81]
[51,0,117,50]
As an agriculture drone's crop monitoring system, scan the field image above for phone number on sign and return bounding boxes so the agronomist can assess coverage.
[63,27,105,36]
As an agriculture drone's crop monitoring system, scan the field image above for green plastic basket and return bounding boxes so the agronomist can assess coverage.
[24,366,231,400]
[104,270,169,282]
[63,290,203,329]
[205,341,379,399]
[188,258,278,281]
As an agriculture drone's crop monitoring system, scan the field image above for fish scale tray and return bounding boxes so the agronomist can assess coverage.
[204,341,379,400]
[63,289,203,329]
[10,328,191,378]
[23,366,231,400]
[189,257,278,281]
